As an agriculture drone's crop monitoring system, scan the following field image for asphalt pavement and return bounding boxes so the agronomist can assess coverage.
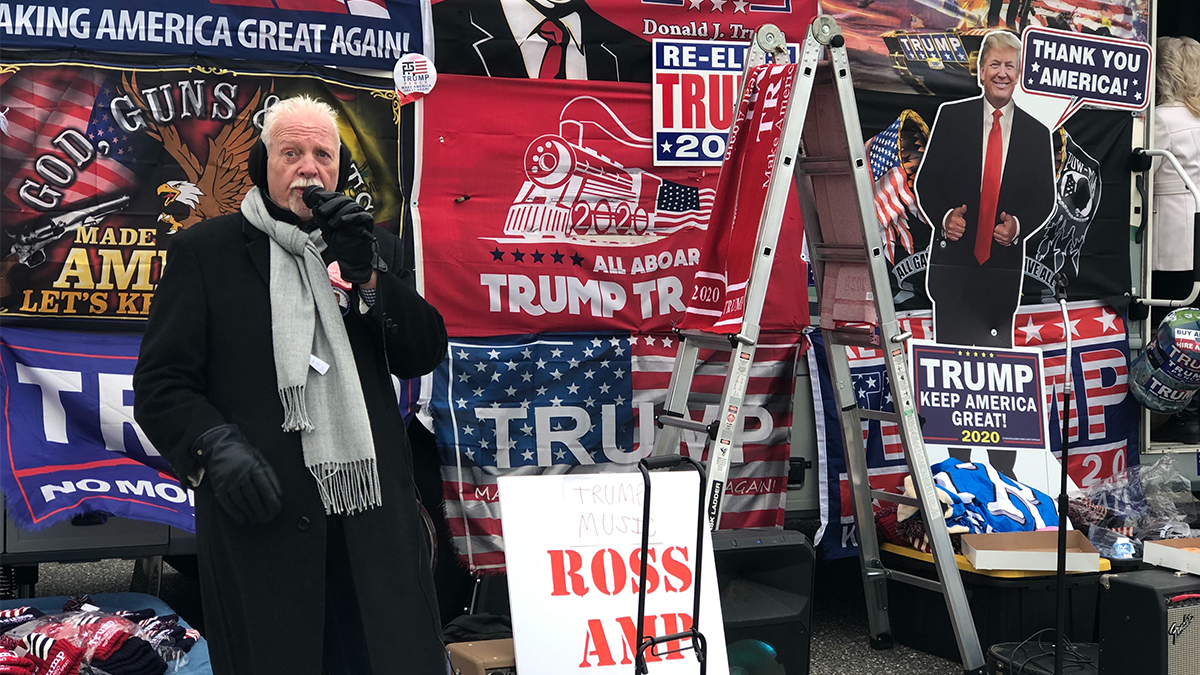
[24,551,964,675]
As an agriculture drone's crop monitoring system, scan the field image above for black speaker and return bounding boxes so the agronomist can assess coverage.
[712,528,815,675]
[1099,569,1200,675]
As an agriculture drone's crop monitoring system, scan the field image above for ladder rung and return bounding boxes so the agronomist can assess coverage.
[826,327,880,348]
[871,490,918,507]
[656,412,717,439]
[887,569,944,594]
[857,409,901,423]
[812,243,866,263]
[676,329,754,349]
[795,157,850,175]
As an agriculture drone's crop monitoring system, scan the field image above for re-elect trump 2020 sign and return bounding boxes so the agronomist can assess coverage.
[0,327,194,532]
[911,341,1048,452]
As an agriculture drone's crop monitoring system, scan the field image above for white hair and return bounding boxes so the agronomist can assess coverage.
[979,31,1022,70]
[260,95,340,151]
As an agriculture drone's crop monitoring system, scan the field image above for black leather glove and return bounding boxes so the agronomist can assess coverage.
[310,189,376,284]
[192,424,283,525]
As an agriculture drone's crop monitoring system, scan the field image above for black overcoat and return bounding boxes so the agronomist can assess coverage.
[914,97,1056,347]
[133,212,448,674]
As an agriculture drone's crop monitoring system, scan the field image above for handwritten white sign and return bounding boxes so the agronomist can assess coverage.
[500,471,728,675]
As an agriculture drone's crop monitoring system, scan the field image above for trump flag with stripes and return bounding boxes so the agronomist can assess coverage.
[429,332,803,572]
[809,301,1138,559]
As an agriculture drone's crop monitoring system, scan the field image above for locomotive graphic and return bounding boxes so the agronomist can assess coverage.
[504,97,707,239]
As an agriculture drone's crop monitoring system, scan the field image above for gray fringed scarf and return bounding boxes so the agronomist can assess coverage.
[241,187,382,515]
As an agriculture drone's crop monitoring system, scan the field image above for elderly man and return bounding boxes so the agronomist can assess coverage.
[133,95,448,674]
[914,31,1055,479]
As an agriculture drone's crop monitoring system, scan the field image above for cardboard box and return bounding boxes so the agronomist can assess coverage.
[1143,538,1200,575]
[447,639,516,675]
[961,531,1100,572]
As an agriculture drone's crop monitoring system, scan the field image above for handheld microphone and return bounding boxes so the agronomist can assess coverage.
[302,186,336,210]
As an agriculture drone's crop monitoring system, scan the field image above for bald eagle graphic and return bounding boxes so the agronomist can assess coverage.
[123,73,262,233]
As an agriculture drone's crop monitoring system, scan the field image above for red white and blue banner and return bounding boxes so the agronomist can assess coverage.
[416,74,809,336]
[430,331,803,572]
[0,327,195,532]
[809,301,1137,559]
[0,1,421,70]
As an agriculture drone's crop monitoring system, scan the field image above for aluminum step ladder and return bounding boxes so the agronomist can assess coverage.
[651,16,986,673]
[792,17,986,674]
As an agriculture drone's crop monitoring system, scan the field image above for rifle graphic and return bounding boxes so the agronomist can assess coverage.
[10,195,132,268]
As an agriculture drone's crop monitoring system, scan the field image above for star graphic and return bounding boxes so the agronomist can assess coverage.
[1031,62,1040,72]
[475,362,488,372]
[480,439,490,450]
[505,386,517,396]
[491,402,502,408]
[866,376,876,388]
[1095,309,1119,333]
[610,338,622,347]
[568,358,579,368]
[456,398,468,409]
[520,399,531,408]
[521,423,534,436]
[552,250,565,264]
[550,369,563,380]
[584,396,596,407]
[599,383,611,394]
[522,449,535,461]
[856,388,866,399]
[551,348,563,358]
[1028,78,1034,85]
[567,383,580,394]
[1135,92,1142,101]
[457,349,470,360]
[458,373,471,383]
[592,338,603,347]
[512,248,525,262]
[1018,317,1043,343]
[490,248,504,261]
[487,349,500,359]
[613,368,625,378]
[462,425,475,436]
[550,396,564,406]
[688,0,702,9]
[733,0,747,11]
[536,358,547,369]
[884,392,893,405]
[645,336,657,346]
[465,449,476,459]
[663,337,673,348]
[614,346,625,356]
[571,252,585,266]
[521,348,533,359]
[521,371,533,382]
[584,370,595,380]
[584,347,595,358]
[555,448,567,459]
[629,336,639,345]
[601,360,611,368]
[532,250,545,263]
[614,395,626,405]
[661,140,673,153]
[1055,318,1081,338]
[505,360,518,370]
[537,386,549,396]
[473,387,485,397]
[491,372,502,382]
[711,0,726,9]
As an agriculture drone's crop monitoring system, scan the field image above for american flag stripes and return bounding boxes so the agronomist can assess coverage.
[865,115,920,264]
[654,181,716,233]
[430,332,803,572]
[2,69,137,227]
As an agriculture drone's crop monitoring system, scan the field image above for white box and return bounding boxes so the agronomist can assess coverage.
[1143,538,1200,575]
[961,531,1100,572]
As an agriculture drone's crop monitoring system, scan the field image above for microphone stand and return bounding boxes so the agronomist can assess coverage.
[1053,272,1072,675]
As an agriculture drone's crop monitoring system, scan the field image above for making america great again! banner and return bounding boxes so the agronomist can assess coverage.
[0,54,405,322]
